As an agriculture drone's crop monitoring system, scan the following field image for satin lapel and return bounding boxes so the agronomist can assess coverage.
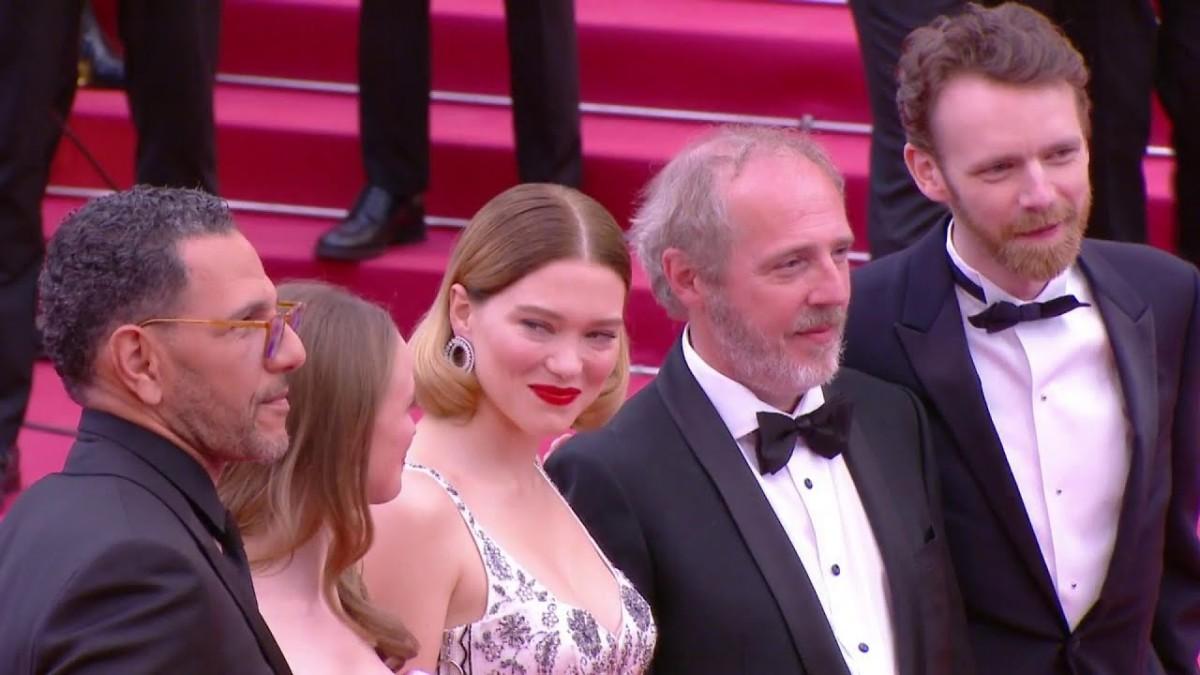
[831,393,919,675]
[893,231,1060,607]
[655,341,852,675]
[66,439,293,674]
[1077,246,1157,598]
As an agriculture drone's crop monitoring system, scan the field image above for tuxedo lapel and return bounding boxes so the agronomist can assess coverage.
[830,390,920,675]
[893,229,1060,609]
[655,342,852,675]
[1077,245,1157,601]
[66,437,293,674]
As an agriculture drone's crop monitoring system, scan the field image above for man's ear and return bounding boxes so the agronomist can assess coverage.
[447,283,473,338]
[661,248,707,313]
[105,325,166,406]
[904,142,952,204]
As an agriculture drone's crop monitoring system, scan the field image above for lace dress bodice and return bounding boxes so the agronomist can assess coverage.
[406,463,656,675]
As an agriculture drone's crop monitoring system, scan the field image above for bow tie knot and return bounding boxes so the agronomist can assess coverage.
[967,295,1089,333]
[754,398,852,475]
[947,254,1089,333]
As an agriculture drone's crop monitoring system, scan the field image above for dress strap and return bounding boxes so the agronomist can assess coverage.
[405,462,480,529]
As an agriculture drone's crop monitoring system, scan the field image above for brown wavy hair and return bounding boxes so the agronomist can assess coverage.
[896,2,1091,154]
[219,281,418,665]
[410,183,632,430]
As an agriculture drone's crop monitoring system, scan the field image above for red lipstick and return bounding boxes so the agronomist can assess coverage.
[529,384,581,407]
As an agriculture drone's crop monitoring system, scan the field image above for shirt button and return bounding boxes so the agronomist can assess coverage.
[803,478,813,489]
[1055,489,1063,496]
[831,564,841,576]
[858,643,870,653]
[1040,394,1048,402]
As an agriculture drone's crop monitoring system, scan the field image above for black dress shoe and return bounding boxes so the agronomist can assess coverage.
[1,447,19,497]
[78,3,125,89]
[316,187,426,261]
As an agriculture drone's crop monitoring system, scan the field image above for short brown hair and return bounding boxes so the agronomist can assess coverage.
[219,281,418,665]
[410,183,632,430]
[896,2,1091,153]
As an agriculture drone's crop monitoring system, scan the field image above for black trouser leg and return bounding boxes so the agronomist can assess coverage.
[0,0,84,452]
[358,0,431,199]
[1159,0,1200,264]
[1047,0,1154,243]
[848,0,957,258]
[118,0,220,192]
[504,0,583,188]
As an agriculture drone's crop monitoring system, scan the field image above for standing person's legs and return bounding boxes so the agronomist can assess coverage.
[118,0,220,193]
[1049,0,1155,243]
[0,0,84,493]
[504,0,583,188]
[1159,0,1200,264]
[358,0,432,202]
[849,0,958,258]
[317,0,431,260]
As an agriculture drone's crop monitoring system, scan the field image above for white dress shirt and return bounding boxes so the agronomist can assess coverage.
[946,224,1131,629]
[683,330,897,675]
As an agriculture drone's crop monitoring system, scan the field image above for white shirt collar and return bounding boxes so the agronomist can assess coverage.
[944,220,1074,305]
[680,325,825,442]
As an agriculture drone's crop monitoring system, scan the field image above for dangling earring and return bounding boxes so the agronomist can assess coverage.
[444,335,475,373]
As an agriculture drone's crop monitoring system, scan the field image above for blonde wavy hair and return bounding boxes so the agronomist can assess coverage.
[410,183,632,430]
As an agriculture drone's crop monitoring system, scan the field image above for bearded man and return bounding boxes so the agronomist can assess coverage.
[545,125,971,675]
[0,187,304,674]
[843,4,1200,674]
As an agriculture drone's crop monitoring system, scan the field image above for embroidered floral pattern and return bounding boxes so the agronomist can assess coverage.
[407,463,657,674]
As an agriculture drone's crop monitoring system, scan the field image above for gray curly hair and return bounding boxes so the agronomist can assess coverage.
[628,125,844,318]
[38,186,236,402]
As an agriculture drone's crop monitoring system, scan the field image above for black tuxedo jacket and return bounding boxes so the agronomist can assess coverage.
[844,226,1200,674]
[0,410,291,674]
[546,343,971,674]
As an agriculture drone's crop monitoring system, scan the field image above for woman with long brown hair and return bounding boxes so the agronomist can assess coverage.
[220,281,420,674]
[363,183,657,674]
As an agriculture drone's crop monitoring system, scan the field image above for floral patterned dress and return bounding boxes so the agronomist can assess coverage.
[406,464,656,675]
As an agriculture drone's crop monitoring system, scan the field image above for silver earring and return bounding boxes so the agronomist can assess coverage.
[444,335,475,373]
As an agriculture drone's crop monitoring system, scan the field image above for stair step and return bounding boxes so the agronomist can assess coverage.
[47,84,1179,250]
[220,0,869,125]
[47,84,872,237]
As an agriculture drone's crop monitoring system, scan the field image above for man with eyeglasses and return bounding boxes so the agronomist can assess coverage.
[0,186,304,674]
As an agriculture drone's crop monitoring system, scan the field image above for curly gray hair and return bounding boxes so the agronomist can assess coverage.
[628,125,844,318]
[38,186,236,402]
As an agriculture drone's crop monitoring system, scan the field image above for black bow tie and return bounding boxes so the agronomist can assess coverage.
[754,398,853,475]
[948,257,1089,334]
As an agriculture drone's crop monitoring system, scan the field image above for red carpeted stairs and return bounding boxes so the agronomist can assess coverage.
[10,0,1181,507]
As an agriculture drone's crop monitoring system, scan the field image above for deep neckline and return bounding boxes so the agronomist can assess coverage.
[408,462,629,641]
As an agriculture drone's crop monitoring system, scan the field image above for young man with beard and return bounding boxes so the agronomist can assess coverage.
[546,126,971,675]
[0,187,304,674]
[843,5,1200,674]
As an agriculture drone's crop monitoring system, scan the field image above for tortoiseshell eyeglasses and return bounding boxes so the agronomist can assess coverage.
[138,301,305,360]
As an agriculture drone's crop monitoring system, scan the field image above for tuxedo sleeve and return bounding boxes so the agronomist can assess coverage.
[545,431,656,607]
[1153,267,1200,675]
[907,387,976,675]
[32,538,218,674]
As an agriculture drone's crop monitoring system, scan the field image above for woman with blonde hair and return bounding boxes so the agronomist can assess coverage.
[365,183,657,673]
[221,281,421,674]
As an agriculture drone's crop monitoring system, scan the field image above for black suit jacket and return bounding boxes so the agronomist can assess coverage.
[844,225,1200,674]
[546,343,971,674]
[0,410,291,674]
